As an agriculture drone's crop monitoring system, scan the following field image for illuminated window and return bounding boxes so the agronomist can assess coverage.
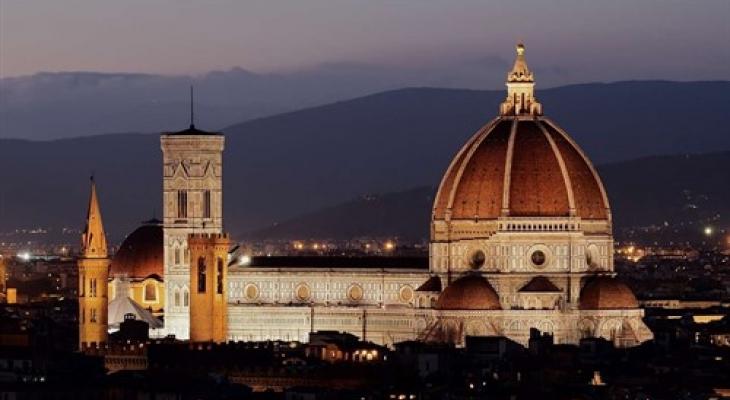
[144,283,157,302]
[216,257,224,294]
[197,257,206,293]
[203,190,211,219]
[177,190,188,218]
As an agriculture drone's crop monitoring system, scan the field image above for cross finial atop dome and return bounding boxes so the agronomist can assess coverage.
[500,42,542,116]
[516,42,525,56]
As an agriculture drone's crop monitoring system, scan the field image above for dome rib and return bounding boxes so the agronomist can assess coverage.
[500,119,519,214]
[432,117,609,222]
[448,119,511,219]
[542,119,610,220]
[508,120,570,217]
[432,118,499,219]
[537,120,576,214]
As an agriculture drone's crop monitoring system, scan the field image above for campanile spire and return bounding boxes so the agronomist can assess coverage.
[81,177,108,258]
[499,42,543,116]
[78,176,110,349]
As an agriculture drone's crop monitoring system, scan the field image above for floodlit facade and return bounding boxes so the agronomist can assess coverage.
[89,43,653,348]
[160,124,225,339]
[217,43,652,347]
[78,179,110,349]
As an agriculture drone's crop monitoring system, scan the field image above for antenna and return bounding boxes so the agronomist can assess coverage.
[189,85,195,129]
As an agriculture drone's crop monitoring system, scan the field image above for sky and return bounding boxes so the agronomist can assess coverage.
[1,0,729,84]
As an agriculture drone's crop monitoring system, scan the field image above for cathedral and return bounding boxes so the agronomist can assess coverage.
[78,43,653,349]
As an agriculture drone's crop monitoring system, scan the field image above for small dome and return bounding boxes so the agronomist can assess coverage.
[436,275,501,310]
[579,277,639,310]
[110,220,163,279]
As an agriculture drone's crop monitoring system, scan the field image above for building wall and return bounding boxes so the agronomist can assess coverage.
[226,268,429,345]
[108,277,165,316]
[228,268,428,307]
[430,219,613,275]
[228,305,423,345]
[423,309,653,347]
[161,135,224,339]
[79,257,110,348]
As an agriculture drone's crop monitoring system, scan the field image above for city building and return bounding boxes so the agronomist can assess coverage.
[78,178,110,349]
[108,219,165,320]
[84,43,653,348]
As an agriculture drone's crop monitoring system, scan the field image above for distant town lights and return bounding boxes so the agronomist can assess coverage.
[17,251,31,261]
[704,226,714,236]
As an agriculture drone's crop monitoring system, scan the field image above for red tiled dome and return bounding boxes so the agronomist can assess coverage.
[579,277,639,310]
[432,118,609,221]
[436,275,501,310]
[110,220,163,279]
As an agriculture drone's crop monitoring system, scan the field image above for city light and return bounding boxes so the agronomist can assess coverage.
[238,255,251,266]
[17,251,31,261]
[384,241,395,251]
[704,226,714,236]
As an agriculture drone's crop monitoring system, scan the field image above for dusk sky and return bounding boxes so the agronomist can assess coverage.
[2,0,729,85]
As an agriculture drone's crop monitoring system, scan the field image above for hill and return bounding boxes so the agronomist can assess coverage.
[249,152,730,242]
[0,82,728,243]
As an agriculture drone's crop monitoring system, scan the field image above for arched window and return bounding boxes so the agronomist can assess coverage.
[197,257,206,293]
[216,257,224,294]
[177,190,188,218]
[90,308,97,323]
[183,289,189,307]
[203,190,212,219]
[144,282,157,302]
[174,247,181,265]
[174,289,181,307]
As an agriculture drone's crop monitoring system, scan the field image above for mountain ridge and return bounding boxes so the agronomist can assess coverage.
[0,81,728,243]
[248,151,730,242]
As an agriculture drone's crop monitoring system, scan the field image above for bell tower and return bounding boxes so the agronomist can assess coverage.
[188,233,230,343]
[160,93,225,339]
[78,177,110,349]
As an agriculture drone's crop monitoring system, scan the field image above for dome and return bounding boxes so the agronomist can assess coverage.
[432,44,609,223]
[433,118,609,221]
[110,219,163,279]
[436,275,501,310]
[579,277,639,310]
